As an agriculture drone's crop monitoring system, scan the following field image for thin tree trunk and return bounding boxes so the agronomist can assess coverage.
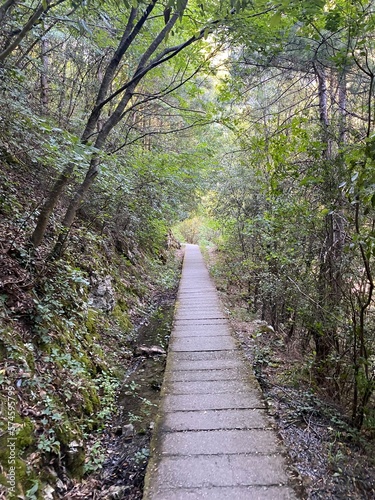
[338,71,347,145]
[0,0,68,63]
[52,157,100,256]
[314,63,332,159]
[51,83,138,256]
[40,37,49,114]
[30,5,148,247]
[311,63,340,382]
[33,0,200,252]
[31,163,75,247]
[0,0,18,25]
[58,58,67,126]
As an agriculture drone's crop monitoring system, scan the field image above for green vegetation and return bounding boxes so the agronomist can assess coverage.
[2,0,375,497]
[199,0,375,433]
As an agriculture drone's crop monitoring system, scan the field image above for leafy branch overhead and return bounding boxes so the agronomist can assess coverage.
[9,0,269,252]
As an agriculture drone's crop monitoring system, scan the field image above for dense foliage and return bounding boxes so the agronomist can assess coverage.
[2,0,375,497]
[0,0,226,497]
[200,0,375,431]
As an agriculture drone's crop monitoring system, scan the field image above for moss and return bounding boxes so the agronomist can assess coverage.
[0,428,38,499]
[86,308,98,335]
[16,418,35,450]
[55,419,82,449]
[81,385,100,415]
[75,351,96,374]
[82,392,94,415]
[65,447,85,478]
[6,458,31,499]
[0,339,7,361]
[25,352,35,373]
[112,304,131,332]
[90,386,100,409]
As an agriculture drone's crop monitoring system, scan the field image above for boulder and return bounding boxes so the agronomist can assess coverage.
[88,275,115,312]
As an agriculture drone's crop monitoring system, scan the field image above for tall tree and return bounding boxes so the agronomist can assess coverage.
[29,0,265,251]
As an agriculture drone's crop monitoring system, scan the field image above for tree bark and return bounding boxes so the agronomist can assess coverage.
[52,157,100,256]
[338,71,347,145]
[31,163,75,247]
[40,37,49,114]
[314,63,332,159]
[311,63,342,383]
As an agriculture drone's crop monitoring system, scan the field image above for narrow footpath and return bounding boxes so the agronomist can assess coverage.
[143,244,298,500]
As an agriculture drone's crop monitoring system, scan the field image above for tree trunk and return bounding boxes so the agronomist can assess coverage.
[338,71,347,145]
[33,0,198,251]
[40,36,49,114]
[51,81,138,256]
[314,63,332,159]
[52,5,190,256]
[311,63,342,383]
[0,0,59,63]
[52,157,100,256]
[31,162,75,247]
[57,57,67,126]
[31,4,154,247]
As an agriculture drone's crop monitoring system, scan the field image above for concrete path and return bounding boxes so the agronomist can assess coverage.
[143,244,297,500]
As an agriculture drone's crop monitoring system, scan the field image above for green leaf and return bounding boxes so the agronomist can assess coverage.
[26,481,39,498]
[269,12,282,28]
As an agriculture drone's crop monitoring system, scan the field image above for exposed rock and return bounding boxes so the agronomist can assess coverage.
[65,440,85,476]
[123,423,135,438]
[135,345,166,357]
[89,275,116,312]
[166,230,181,250]
[43,485,55,500]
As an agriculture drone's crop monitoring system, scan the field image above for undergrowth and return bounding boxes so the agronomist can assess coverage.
[0,160,182,499]
[205,244,375,499]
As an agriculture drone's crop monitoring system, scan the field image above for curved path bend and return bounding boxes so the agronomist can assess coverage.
[143,244,298,500]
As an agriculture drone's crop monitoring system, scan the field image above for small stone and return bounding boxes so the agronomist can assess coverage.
[105,485,131,499]
[68,440,82,449]
[135,345,166,357]
[56,479,65,490]
[43,485,55,500]
[123,423,134,437]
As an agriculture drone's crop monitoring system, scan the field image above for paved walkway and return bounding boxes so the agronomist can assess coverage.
[143,244,297,499]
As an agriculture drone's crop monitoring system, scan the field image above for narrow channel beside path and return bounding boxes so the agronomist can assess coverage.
[143,244,298,500]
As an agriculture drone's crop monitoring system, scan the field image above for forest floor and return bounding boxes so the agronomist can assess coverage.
[222,301,375,499]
